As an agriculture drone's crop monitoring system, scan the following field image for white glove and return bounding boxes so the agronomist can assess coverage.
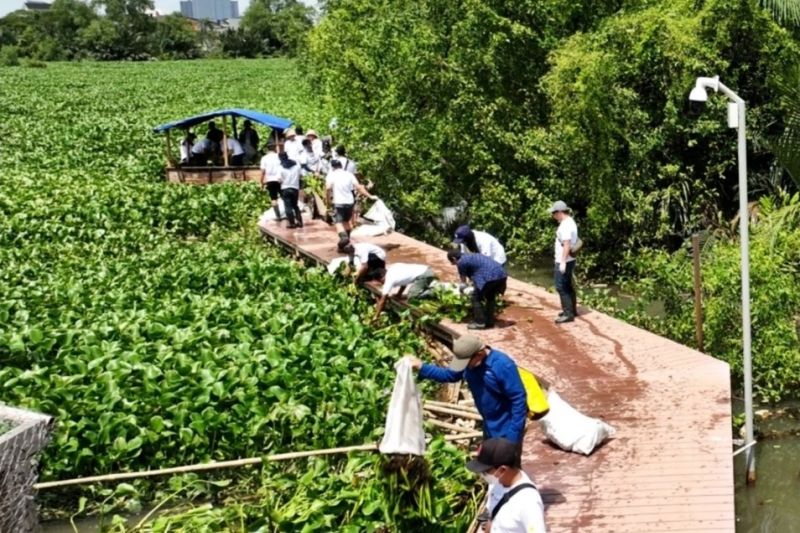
[458,282,468,294]
[558,262,566,274]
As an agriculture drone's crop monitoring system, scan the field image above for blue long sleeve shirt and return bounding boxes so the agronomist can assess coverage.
[418,348,527,443]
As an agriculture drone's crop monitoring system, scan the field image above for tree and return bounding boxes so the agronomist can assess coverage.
[241,0,314,56]
[152,13,199,59]
[91,0,155,59]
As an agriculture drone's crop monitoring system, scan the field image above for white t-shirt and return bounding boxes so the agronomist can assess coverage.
[311,138,324,157]
[284,138,303,160]
[260,152,282,183]
[326,169,359,205]
[191,137,213,155]
[381,263,430,296]
[352,242,386,264]
[226,137,245,156]
[460,230,506,265]
[299,151,321,175]
[486,472,547,533]
[180,139,192,162]
[554,216,578,263]
[332,155,358,175]
[280,163,301,190]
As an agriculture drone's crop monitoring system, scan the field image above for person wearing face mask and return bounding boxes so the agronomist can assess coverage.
[467,438,547,533]
[407,335,528,445]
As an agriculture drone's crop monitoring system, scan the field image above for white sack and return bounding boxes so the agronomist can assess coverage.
[259,200,309,222]
[327,256,360,275]
[363,199,396,230]
[379,357,426,456]
[351,224,391,237]
[539,389,616,455]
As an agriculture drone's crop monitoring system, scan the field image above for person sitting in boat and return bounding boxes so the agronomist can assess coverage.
[179,131,196,165]
[226,136,245,167]
[238,120,260,165]
[189,136,215,165]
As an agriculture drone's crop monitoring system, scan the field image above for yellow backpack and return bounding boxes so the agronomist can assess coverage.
[518,367,549,420]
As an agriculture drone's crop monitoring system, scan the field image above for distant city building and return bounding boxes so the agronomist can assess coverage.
[24,1,51,11]
[180,0,194,18]
[181,0,239,22]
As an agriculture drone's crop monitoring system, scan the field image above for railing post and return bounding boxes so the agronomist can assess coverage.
[691,233,704,352]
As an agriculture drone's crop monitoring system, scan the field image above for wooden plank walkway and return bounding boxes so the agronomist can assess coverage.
[257,218,735,532]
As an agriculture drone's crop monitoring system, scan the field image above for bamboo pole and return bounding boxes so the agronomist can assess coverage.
[33,432,482,491]
[222,116,229,167]
[692,233,704,351]
[423,403,483,421]
[425,400,479,414]
[165,130,173,167]
[425,417,476,433]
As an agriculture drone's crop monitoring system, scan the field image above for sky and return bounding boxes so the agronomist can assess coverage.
[0,0,316,18]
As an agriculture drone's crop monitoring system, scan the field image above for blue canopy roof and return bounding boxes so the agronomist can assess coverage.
[152,108,292,134]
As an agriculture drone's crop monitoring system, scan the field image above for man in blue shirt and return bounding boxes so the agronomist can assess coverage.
[448,248,508,330]
[408,335,528,447]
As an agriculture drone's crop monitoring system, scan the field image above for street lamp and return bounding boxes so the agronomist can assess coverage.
[689,75,755,484]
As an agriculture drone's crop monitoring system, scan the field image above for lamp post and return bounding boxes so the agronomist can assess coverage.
[689,75,755,484]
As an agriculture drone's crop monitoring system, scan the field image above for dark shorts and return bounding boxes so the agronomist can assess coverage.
[334,204,354,224]
[266,181,281,200]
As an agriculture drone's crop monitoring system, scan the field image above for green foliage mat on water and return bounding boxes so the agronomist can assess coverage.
[0,59,478,530]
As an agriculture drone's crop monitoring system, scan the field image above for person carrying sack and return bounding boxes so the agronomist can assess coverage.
[467,438,548,533]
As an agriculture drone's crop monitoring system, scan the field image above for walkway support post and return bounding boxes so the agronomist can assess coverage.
[691,234,704,351]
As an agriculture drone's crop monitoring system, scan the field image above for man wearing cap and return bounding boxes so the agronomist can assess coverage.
[408,335,528,445]
[307,129,323,158]
[283,128,303,161]
[549,200,578,323]
[454,225,507,267]
[447,248,508,330]
[467,438,547,533]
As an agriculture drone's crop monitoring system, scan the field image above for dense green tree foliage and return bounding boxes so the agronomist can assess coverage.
[0,0,313,61]
[309,0,798,270]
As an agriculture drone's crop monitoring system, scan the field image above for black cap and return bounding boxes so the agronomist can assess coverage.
[466,438,520,473]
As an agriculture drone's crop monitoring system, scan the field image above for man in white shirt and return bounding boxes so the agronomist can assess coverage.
[260,142,283,220]
[179,131,196,165]
[332,145,358,175]
[549,200,578,323]
[226,136,245,167]
[279,152,303,228]
[307,129,323,158]
[467,438,547,533]
[454,225,507,266]
[325,159,376,249]
[373,263,436,320]
[283,128,303,161]
[342,241,386,284]
[190,136,214,165]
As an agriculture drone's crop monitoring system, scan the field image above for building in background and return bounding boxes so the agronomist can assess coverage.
[180,0,239,22]
[180,0,193,18]
[24,1,51,11]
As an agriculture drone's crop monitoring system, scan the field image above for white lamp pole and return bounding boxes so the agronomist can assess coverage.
[689,75,755,483]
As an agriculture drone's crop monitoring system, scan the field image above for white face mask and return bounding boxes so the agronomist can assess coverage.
[481,472,499,485]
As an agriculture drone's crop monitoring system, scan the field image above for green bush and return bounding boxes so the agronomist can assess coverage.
[581,194,800,401]
[0,45,20,66]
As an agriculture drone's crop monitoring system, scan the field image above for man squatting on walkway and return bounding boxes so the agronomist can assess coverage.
[409,335,528,447]
[448,248,508,330]
[550,200,579,324]
[325,159,376,251]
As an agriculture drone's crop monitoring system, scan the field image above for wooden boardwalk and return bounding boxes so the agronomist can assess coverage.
[258,218,735,532]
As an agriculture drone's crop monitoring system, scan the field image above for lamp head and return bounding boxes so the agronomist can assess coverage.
[689,86,708,102]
